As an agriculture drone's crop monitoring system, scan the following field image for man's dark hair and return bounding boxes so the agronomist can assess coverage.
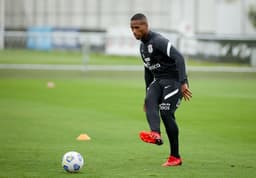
[130,13,147,21]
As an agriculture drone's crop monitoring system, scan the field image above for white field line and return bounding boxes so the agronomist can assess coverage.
[0,64,256,73]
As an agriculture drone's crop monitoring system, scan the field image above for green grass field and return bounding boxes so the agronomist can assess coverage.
[0,50,256,178]
[0,49,250,66]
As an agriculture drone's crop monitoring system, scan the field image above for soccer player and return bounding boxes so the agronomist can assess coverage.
[130,13,192,166]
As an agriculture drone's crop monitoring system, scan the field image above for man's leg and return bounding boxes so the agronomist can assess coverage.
[144,80,162,133]
[140,80,163,145]
[161,112,180,157]
[159,80,183,166]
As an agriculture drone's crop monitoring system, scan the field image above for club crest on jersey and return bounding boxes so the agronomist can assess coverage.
[148,44,153,53]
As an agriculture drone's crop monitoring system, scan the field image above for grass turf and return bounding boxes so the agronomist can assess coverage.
[0,49,250,66]
[0,69,256,178]
[0,49,255,177]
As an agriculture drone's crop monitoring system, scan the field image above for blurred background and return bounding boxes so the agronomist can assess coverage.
[0,0,256,66]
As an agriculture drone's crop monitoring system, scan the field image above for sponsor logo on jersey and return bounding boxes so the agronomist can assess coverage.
[144,57,150,62]
[143,62,149,68]
[149,63,161,70]
[148,44,153,53]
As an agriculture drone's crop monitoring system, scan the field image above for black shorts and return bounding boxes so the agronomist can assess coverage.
[146,79,182,113]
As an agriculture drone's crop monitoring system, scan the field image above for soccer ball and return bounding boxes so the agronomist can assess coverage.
[62,151,84,173]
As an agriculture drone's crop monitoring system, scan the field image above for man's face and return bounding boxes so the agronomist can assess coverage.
[130,19,148,40]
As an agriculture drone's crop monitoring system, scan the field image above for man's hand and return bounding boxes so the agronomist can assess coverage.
[181,83,192,101]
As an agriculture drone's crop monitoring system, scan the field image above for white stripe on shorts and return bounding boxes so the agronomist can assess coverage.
[164,88,179,100]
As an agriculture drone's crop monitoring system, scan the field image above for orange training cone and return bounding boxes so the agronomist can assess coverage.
[76,134,91,141]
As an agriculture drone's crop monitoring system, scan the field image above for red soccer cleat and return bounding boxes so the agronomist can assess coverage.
[139,131,163,145]
[162,156,182,167]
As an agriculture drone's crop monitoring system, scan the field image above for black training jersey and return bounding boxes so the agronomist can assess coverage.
[140,31,187,88]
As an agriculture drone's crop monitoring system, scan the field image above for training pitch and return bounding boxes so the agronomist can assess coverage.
[0,50,256,178]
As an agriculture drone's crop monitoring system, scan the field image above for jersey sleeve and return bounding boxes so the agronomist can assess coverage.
[169,46,188,84]
[154,36,171,57]
[154,36,188,84]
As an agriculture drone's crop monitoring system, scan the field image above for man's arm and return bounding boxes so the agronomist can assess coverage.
[154,36,187,83]
[169,46,192,100]
[154,36,192,100]
[169,46,187,84]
